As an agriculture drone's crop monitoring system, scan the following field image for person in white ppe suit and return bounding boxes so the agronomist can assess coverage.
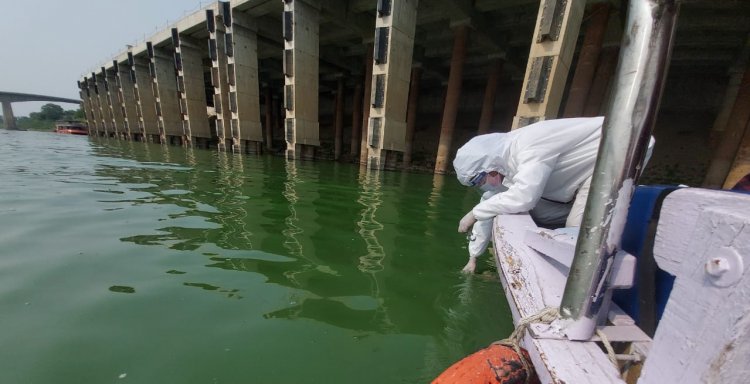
[454,117,641,274]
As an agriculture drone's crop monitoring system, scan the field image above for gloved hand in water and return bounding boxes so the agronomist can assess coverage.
[458,211,477,233]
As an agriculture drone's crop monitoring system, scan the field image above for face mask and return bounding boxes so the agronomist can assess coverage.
[480,183,502,192]
[478,172,504,192]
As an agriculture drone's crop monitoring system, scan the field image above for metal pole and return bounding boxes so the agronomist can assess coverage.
[559,0,681,341]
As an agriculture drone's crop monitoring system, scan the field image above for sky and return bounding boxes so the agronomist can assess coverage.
[1,0,209,117]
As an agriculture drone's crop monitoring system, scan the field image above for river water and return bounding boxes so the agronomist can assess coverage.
[0,130,512,383]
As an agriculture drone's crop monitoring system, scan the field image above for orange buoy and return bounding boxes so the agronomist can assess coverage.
[432,343,540,384]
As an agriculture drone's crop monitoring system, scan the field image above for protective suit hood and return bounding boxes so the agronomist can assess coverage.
[453,133,513,186]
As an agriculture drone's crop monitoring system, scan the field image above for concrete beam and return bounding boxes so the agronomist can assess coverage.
[366,0,419,169]
[0,92,80,104]
[319,0,375,39]
[512,0,586,128]
[437,0,509,55]
[476,0,538,12]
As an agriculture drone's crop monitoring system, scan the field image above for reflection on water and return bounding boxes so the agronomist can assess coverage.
[0,130,513,384]
[357,166,385,274]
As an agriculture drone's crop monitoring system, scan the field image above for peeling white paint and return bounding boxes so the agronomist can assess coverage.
[606,179,633,254]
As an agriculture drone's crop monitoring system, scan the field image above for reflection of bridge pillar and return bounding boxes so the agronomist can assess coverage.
[2,101,17,130]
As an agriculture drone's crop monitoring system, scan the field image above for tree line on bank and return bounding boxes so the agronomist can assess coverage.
[0,103,84,130]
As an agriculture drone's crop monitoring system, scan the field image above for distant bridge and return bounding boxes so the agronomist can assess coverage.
[0,91,81,130]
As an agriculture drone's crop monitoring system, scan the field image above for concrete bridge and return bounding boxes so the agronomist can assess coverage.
[75,0,750,187]
[0,91,81,130]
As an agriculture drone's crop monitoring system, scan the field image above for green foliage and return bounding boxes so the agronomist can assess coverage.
[0,103,85,131]
[40,103,65,120]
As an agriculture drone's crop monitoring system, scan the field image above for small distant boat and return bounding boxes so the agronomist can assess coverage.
[54,120,88,135]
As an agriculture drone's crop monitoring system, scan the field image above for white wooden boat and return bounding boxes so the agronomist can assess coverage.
[493,188,750,383]
[487,0,750,382]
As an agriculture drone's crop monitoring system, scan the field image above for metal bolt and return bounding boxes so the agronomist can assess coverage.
[705,257,730,277]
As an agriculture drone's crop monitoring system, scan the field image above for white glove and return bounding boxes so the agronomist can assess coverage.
[458,211,477,233]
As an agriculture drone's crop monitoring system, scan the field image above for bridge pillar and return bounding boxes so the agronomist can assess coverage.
[172,29,211,147]
[86,76,104,136]
[208,7,234,152]
[148,42,183,145]
[225,5,263,154]
[93,71,112,135]
[358,42,374,164]
[434,22,469,174]
[104,67,126,137]
[129,52,159,142]
[365,0,419,170]
[115,61,139,140]
[78,79,97,133]
[284,0,321,160]
[512,0,586,128]
[2,101,18,130]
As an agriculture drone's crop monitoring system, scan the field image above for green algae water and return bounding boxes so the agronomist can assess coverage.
[0,130,513,383]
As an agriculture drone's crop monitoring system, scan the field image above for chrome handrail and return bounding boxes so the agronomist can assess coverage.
[559,0,681,340]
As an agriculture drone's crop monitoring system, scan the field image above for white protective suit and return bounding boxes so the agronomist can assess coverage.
[453,117,606,271]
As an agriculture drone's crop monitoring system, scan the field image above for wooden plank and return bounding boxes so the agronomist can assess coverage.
[493,214,624,383]
[640,189,750,383]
